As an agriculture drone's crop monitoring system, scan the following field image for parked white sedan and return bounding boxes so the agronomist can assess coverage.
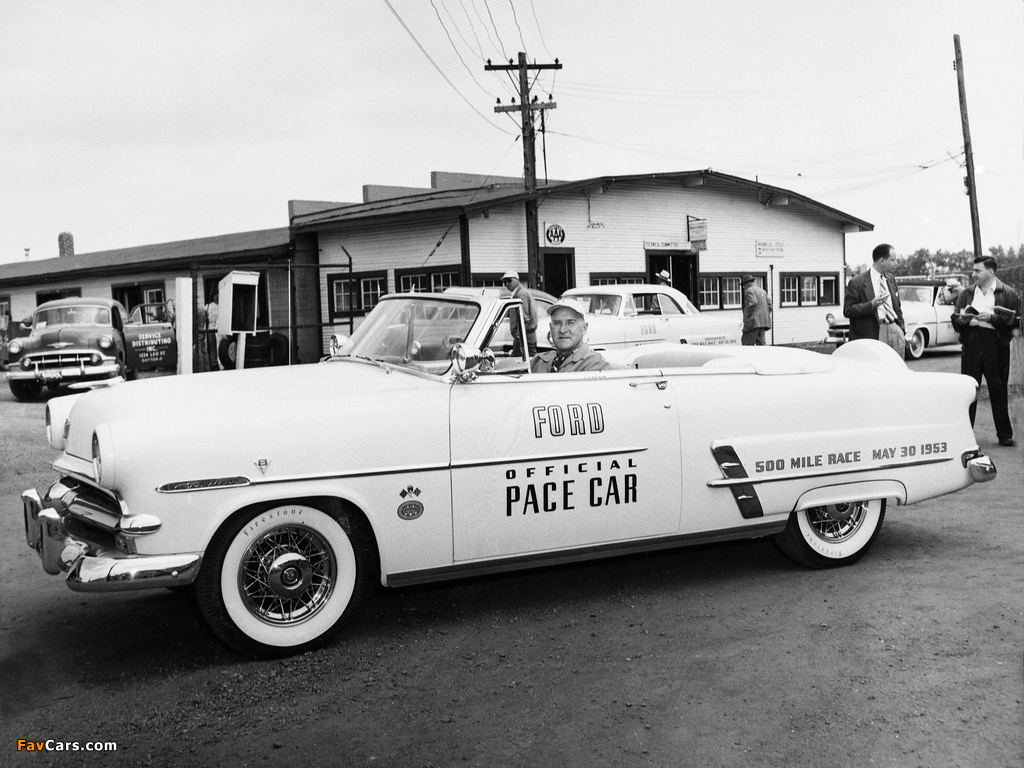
[21,291,994,657]
[561,284,741,349]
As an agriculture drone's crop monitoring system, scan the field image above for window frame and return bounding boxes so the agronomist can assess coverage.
[779,272,841,308]
[698,273,766,311]
[395,264,462,294]
[589,272,645,286]
[326,270,388,319]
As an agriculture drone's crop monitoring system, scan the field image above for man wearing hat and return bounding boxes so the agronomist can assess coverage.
[501,270,538,356]
[531,298,617,373]
[951,255,1021,447]
[740,274,772,346]
[655,269,672,286]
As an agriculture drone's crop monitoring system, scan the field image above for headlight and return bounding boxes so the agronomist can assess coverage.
[7,339,21,355]
[98,335,113,349]
[825,313,836,326]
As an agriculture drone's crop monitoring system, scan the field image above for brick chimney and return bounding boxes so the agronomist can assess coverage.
[58,231,74,258]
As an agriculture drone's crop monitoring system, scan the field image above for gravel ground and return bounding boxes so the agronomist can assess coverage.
[1,349,1021,768]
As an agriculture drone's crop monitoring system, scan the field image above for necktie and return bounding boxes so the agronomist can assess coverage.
[877,274,896,321]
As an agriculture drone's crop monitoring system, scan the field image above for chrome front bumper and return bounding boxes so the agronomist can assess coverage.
[22,487,201,592]
[7,360,120,382]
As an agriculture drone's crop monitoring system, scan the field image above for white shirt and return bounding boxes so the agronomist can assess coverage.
[970,281,997,329]
[872,267,896,322]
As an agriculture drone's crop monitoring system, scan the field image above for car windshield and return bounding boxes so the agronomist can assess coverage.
[339,297,480,370]
[33,305,110,328]
[899,286,933,304]
[567,294,622,316]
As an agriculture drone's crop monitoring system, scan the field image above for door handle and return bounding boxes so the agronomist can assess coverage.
[629,380,668,390]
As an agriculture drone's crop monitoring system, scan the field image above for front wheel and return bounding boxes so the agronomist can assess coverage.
[9,379,43,401]
[773,499,886,569]
[905,328,926,360]
[194,504,371,657]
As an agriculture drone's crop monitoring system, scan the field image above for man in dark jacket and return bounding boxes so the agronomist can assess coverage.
[740,274,772,346]
[951,256,1021,446]
[843,243,905,355]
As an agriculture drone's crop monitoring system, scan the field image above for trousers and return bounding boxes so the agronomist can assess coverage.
[961,327,1013,441]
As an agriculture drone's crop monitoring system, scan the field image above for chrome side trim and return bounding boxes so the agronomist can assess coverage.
[157,448,648,493]
[707,455,953,488]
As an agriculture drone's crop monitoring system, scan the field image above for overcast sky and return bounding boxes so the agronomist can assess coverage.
[1,0,1021,270]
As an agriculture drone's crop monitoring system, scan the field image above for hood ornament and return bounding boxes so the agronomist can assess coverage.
[255,459,270,475]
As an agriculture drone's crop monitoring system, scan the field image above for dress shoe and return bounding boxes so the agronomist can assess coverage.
[998,438,1015,447]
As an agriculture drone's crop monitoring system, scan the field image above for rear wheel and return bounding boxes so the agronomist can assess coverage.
[774,499,886,568]
[9,380,43,401]
[194,504,371,657]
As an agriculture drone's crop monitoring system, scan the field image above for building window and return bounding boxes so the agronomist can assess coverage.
[589,272,645,286]
[779,273,840,307]
[699,274,765,310]
[37,287,82,304]
[396,265,461,294]
[327,271,387,319]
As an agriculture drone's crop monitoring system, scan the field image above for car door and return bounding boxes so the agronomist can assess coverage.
[449,370,682,562]
[620,292,668,346]
[932,287,958,345]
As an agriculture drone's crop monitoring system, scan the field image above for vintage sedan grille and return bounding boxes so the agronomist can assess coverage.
[23,351,100,369]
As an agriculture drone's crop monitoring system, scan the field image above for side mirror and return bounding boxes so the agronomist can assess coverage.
[451,343,495,377]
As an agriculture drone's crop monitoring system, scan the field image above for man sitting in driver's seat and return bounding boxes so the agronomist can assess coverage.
[531,299,620,373]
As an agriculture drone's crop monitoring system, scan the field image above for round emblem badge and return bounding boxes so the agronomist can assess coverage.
[397,500,424,520]
[546,224,565,244]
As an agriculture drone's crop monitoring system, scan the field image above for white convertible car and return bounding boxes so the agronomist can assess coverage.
[22,290,995,657]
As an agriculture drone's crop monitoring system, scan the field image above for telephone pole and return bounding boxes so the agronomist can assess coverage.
[954,34,983,260]
[486,52,560,288]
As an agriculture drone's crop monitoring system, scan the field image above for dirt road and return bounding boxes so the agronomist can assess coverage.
[1,350,1021,767]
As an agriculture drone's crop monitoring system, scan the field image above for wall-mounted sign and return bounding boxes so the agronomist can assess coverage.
[546,224,565,245]
[643,240,682,250]
[687,219,707,242]
[756,240,784,258]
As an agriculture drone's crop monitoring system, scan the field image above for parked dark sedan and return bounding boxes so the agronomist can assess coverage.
[5,298,176,400]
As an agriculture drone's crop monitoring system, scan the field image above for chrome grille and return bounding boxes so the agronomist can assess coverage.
[24,352,97,369]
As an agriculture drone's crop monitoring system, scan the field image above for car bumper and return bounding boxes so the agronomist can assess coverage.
[962,450,997,484]
[21,485,201,592]
[826,328,850,344]
[7,361,120,383]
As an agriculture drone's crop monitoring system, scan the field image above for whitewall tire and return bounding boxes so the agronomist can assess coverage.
[774,499,886,569]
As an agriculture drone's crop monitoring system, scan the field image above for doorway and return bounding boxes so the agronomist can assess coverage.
[645,251,700,306]
[542,249,575,297]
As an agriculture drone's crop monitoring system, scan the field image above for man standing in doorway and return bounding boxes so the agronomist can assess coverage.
[740,274,772,346]
[655,270,672,287]
[951,256,1020,447]
[502,270,538,357]
[843,243,905,356]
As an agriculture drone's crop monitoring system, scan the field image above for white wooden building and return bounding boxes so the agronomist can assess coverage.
[292,170,873,346]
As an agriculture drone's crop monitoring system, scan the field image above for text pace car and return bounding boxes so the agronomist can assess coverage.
[20,291,994,657]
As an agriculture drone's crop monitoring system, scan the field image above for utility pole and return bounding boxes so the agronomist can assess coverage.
[954,34,983,260]
[486,52,560,289]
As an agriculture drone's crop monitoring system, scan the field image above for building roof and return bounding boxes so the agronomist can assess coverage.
[0,228,291,288]
[290,170,873,233]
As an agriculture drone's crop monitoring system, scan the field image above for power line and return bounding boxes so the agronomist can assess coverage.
[528,0,553,60]
[482,0,508,60]
[508,0,527,54]
[430,0,492,96]
[384,0,514,135]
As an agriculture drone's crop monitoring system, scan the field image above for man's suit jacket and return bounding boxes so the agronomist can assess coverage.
[843,268,904,341]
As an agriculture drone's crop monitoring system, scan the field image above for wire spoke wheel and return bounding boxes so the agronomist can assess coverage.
[195,504,370,657]
[239,525,336,626]
[774,498,886,569]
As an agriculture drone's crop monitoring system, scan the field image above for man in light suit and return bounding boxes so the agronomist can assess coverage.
[843,243,905,356]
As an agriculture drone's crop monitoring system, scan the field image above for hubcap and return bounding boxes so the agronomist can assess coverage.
[806,502,866,543]
[238,525,336,625]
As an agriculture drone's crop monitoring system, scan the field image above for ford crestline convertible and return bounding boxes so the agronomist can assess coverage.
[21,290,995,657]
[6,298,176,400]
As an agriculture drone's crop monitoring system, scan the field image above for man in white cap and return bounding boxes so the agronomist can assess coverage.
[530,298,617,373]
[501,270,537,356]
